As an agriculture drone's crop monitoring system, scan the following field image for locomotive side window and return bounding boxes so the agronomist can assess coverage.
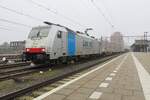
[57,31,62,38]
[89,42,93,47]
[83,40,92,47]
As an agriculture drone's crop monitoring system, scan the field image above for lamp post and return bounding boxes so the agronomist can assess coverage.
[144,32,148,52]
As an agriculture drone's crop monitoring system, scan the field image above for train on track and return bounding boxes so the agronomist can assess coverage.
[22,22,121,63]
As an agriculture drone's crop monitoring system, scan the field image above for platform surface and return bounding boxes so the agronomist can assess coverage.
[34,52,150,100]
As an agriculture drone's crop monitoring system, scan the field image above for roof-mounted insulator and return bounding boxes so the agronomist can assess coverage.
[44,21,70,30]
[44,21,53,25]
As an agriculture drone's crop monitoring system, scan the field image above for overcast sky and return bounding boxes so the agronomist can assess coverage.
[0,0,150,45]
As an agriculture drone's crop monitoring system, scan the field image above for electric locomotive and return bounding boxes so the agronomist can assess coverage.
[22,22,101,63]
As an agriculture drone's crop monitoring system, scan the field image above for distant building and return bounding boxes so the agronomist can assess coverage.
[0,42,10,48]
[0,41,25,54]
[10,41,25,50]
[131,40,150,52]
[10,41,25,53]
[110,32,124,52]
[101,38,111,52]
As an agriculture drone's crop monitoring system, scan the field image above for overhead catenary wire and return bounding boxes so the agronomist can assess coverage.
[0,18,32,28]
[0,24,28,30]
[0,27,12,31]
[90,0,114,28]
[25,0,87,28]
[0,4,43,22]
[0,26,27,33]
[26,0,57,14]
[98,0,116,29]
[99,1,114,25]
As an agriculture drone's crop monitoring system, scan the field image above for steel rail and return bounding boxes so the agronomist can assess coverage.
[0,64,49,81]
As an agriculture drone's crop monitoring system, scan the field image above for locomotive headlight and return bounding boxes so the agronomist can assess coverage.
[26,48,30,52]
[42,48,45,52]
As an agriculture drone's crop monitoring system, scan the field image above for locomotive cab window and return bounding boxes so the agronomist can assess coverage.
[57,31,62,38]
[28,27,50,39]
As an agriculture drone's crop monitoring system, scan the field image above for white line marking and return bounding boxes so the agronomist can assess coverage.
[112,54,128,74]
[132,53,150,100]
[105,77,112,81]
[99,82,109,88]
[34,54,126,100]
[110,73,116,76]
[89,92,102,99]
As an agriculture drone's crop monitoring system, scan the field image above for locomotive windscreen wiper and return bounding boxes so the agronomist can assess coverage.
[37,31,40,37]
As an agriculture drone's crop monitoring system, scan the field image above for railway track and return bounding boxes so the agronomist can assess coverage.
[0,64,50,81]
[0,54,120,100]
[0,62,30,69]
[0,65,48,81]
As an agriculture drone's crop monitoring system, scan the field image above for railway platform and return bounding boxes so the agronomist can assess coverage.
[34,52,150,100]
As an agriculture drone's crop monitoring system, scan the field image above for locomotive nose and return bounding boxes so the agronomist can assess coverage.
[25,48,46,53]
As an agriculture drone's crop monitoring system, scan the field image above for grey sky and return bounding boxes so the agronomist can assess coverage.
[0,0,150,44]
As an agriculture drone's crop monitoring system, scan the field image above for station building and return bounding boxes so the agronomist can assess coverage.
[131,40,150,52]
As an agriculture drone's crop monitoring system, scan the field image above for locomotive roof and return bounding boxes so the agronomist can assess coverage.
[32,21,98,41]
[32,26,50,29]
[44,21,74,32]
[76,31,98,40]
